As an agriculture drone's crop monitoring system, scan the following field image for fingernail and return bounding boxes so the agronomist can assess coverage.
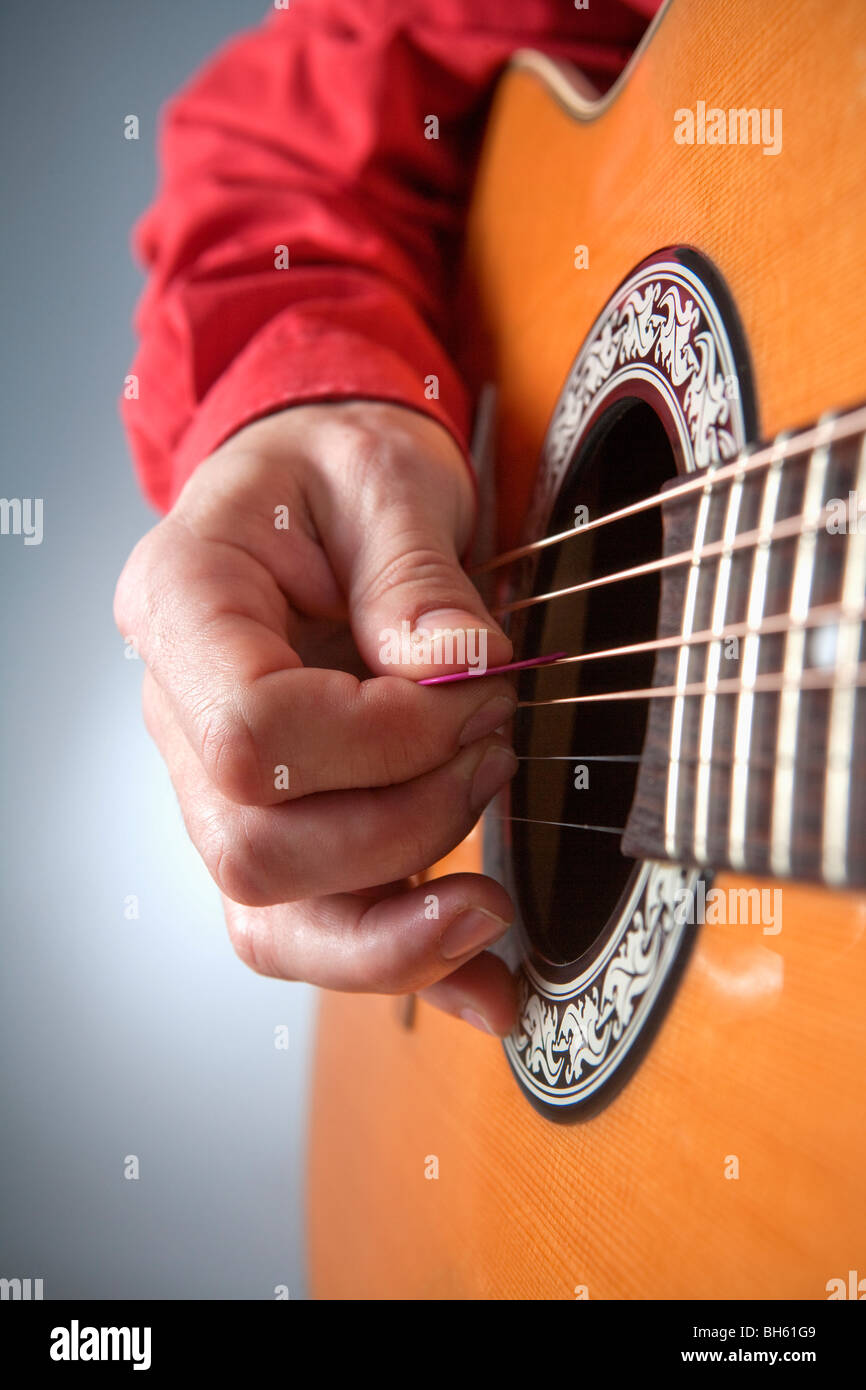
[416,609,512,664]
[458,694,517,747]
[440,907,510,961]
[459,1008,493,1034]
[418,607,506,638]
[470,744,518,813]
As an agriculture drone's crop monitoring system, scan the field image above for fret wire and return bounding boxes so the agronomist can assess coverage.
[666,466,717,859]
[472,405,866,576]
[493,494,839,619]
[823,432,866,884]
[770,425,831,875]
[516,661,866,707]
[498,816,626,835]
[729,451,784,870]
[694,460,745,862]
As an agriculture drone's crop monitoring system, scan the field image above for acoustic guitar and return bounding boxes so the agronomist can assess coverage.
[308,0,866,1299]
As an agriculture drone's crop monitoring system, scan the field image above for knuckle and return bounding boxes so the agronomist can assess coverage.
[341,418,412,490]
[223,903,277,977]
[198,699,262,804]
[361,543,460,614]
[113,528,165,637]
[201,815,277,908]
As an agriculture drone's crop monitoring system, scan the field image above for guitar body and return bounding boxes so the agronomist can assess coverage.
[309,0,866,1299]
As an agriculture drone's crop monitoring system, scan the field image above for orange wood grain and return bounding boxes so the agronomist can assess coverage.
[310,877,865,1299]
[309,0,866,1299]
[467,0,866,550]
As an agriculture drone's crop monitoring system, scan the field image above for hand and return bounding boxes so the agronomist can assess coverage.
[114,401,519,1034]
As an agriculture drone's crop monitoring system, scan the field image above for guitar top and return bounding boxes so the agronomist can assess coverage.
[309,0,866,1299]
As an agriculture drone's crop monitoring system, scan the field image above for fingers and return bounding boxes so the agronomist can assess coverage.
[121,408,523,1035]
[143,672,518,904]
[119,520,517,806]
[188,665,519,807]
[114,513,304,698]
[305,409,512,679]
[418,953,520,1036]
[160,657,517,808]
[221,873,519,1034]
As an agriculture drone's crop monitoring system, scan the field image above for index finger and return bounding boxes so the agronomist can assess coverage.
[117,521,517,805]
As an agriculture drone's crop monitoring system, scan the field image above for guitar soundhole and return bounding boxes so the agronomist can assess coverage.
[494,248,752,1115]
[509,400,676,966]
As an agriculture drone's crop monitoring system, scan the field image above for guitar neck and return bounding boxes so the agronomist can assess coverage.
[622,407,866,886]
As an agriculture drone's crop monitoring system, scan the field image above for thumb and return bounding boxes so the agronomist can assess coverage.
[332,415,512,678]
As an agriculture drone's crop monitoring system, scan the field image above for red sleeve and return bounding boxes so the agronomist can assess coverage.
[123,0,659,513]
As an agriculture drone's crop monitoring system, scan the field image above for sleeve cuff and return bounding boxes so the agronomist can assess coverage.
[168,294,476,510]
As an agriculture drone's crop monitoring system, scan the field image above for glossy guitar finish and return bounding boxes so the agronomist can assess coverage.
[309,0,866,1298]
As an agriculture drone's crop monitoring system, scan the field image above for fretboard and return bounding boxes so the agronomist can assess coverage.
[621,409,866,887]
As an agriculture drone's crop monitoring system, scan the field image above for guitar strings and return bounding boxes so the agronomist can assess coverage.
[516,752,853,771]
[499,751,857,836]
[498,816,626,835]
[472,404,866,577]
[517,598,866,672]
[479,414,866,821]
[517,754,641,761]
[492,497,848,618]
[493,542,864,704]
[496,737,858,836]
[517,660,866,708]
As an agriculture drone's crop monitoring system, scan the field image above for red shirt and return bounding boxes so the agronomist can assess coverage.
[124,0,660,512]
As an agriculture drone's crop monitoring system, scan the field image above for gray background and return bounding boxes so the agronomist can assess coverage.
[0,0,315,1299]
